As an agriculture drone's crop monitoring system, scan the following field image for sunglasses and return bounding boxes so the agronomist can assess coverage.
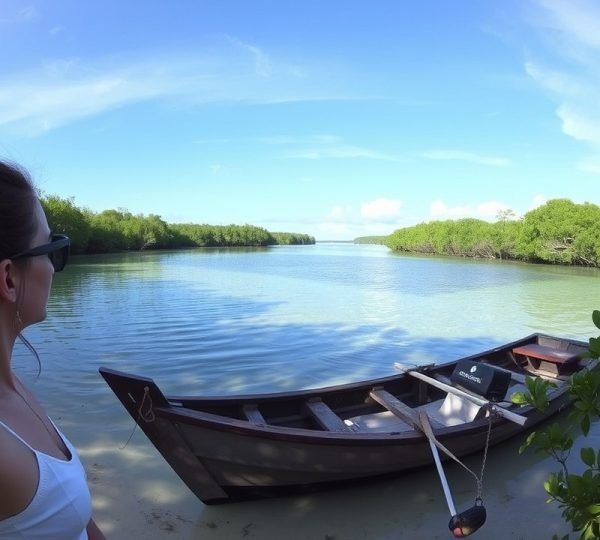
[11,234,71,272]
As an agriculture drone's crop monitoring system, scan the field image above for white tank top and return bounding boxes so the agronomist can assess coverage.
[0,419,92,540]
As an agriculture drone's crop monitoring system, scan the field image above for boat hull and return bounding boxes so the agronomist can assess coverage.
[100,333,588,504]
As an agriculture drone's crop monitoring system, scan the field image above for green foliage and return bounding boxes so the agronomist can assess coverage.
[354,236,388,245]
[38,194,314,254]
[270,232,315,245]
[387,218,500,258]
[516,200,600,266]
[41,195,91,253]
[386,199,600,267]
[511,376,557,411]
[516,311,600,539]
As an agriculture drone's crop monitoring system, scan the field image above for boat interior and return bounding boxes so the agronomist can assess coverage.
[167,335,587,434]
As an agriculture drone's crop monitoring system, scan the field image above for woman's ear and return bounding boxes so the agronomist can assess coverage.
[0,260,19,304]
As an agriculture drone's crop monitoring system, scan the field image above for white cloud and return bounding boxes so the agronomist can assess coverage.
[476,201,510,218]
[556,104,600,146]
[531,194,548,209]
[430,200,471,219]
[326,205,353,222]
[288,145,400,161]
[525,1,600,170]
[430,199,512,220]
[318,200,404,240]
[536,0,600,50]
[361,198,402,220]
[421,150,511,167]
[0,40,370,137]
[0,58,203,136]
[226,36,271,78]
[0,5,39,24]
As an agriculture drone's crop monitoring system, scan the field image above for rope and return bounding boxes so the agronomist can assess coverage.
[418,406,495,500]
[120,386,155,450]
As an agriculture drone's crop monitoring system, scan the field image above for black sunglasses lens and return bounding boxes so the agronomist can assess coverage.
[49,245,69,271]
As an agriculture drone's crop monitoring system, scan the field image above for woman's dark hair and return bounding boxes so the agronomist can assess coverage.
[0,160,38,260]
[0,160,41,370]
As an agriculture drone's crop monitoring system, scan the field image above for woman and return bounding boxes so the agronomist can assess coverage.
[0,161,105,539]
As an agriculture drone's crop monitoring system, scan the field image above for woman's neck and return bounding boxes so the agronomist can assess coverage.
[0,318,18,392]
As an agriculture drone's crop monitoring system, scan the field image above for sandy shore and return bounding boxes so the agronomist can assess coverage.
[23,365,594,540]
[70,417,598,540]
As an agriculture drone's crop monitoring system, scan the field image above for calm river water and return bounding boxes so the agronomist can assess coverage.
[13,243,600,540]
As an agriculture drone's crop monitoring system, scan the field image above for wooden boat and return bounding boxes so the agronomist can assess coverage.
[99,333,590,505]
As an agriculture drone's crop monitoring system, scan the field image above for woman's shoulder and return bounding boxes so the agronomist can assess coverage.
[0,423,39,521]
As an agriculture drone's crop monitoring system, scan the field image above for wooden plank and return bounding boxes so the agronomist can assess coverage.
[512,344,579,365]
[305,398,349,432]
[242,404,267,427]
[369,387,424,430]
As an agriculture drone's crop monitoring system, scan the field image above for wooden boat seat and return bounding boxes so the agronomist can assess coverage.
[369,388,422,430]
[512,343,580,376]
[242,404,267,426]
[305,398,350,432]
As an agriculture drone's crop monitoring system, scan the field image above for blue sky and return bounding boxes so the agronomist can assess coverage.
[1,0,599,240]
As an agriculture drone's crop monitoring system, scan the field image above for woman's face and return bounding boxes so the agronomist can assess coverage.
[17,199,55,327]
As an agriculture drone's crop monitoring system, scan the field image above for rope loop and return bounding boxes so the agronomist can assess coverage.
[120,386,155,450]
[138,386,156,423]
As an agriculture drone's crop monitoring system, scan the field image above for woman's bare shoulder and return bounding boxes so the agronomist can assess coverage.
[0,426,39,521]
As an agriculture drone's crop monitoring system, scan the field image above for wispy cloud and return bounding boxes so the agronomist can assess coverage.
[226,36,271,78]
[0,61,183,135]
[284,135,401,162]
[287,145,400,161]
[421,150,511,167]
[193,133,401,162]
[525,0,600,174]
[0,5,39,24]
[0,38,370,137]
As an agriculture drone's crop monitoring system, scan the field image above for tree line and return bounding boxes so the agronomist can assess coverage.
[377,199,600,267]
[41,195,315,253]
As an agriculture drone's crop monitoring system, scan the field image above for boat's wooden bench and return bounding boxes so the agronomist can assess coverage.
[369,387,442,430]
[512,343,580,376]
[305,398,349,432]
[242,404,267,427]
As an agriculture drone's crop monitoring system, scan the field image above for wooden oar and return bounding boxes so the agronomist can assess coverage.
[394,363,528,426]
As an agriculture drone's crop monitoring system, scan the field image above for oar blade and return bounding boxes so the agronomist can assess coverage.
[448,504,487,537]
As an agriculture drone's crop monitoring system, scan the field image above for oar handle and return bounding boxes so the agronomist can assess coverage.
[419,411,457,516]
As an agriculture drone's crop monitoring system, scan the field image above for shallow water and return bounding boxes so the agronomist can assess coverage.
[13,243,600,539]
